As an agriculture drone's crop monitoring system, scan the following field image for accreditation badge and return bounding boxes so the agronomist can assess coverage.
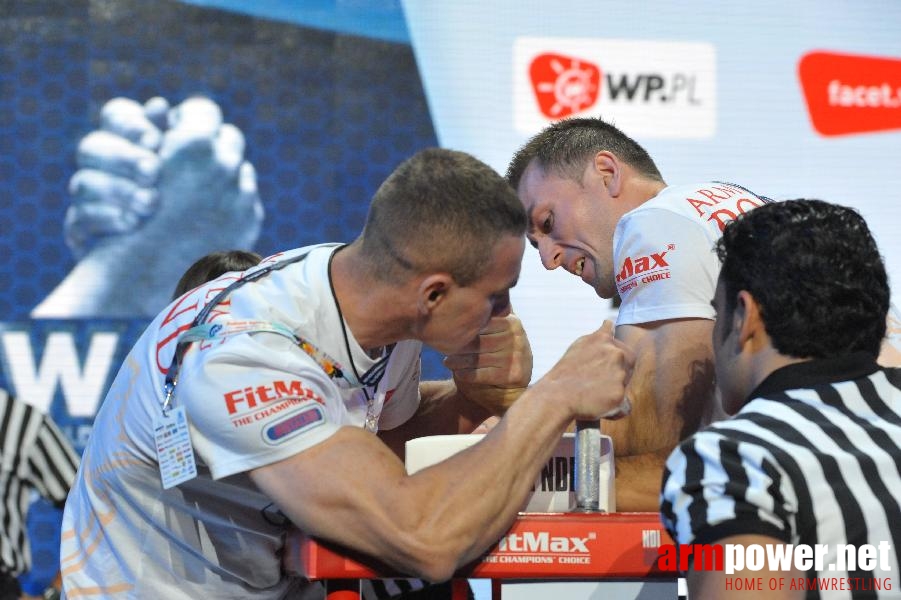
[154,405,198,489]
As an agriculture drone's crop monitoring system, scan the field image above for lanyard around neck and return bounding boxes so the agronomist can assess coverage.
[161,246,350,415]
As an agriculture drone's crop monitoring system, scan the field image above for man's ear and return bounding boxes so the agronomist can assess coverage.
[417,274,453,314]
[735,290,765,348]
[593,151,622,197]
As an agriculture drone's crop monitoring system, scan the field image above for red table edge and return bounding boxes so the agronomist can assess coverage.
[286,511,677,582]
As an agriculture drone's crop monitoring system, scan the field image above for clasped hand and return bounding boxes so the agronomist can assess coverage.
[444,312,533,415]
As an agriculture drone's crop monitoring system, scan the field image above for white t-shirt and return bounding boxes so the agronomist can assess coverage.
[61,244,422,599]
[614,181,769,326]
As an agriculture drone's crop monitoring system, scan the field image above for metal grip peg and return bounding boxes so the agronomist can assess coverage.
[573,420,602,512]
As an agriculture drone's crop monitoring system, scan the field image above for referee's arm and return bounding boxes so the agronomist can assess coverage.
[28,412,81,508]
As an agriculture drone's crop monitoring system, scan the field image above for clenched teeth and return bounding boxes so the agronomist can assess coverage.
[574,258,585,276]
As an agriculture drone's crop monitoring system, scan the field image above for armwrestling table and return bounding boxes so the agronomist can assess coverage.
[284,511,675,599]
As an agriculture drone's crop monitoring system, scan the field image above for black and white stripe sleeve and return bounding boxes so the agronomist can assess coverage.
[660,429,795,547]
[28,411,80,508]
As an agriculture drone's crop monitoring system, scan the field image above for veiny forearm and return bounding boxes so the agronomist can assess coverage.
[392,384,575,575]
[256,384,573,582]
[257,323,633,581]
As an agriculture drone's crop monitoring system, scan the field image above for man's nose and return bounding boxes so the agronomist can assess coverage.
[537,238,563,270]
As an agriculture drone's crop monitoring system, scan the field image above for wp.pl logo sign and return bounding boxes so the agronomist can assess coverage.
[799,51,901,136]
[513,38,716,138]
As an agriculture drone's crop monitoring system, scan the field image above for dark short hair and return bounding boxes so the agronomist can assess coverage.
[360,148,527,286]
[172,249,263,299]
[506,116,664,189]
[716,199,889,358]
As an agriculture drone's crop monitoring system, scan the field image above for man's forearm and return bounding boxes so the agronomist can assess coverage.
[419,380,493,433]
[378,380,491,459]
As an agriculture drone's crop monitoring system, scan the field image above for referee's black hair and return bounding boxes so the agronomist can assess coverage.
[716,199,889,358]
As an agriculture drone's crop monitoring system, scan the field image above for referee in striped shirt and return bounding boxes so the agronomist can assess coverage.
[1,389,79,600]
[661,199,900,599]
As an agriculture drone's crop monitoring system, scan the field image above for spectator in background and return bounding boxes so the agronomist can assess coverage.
[1,389,79,600]
[172,249,263,300]
[661,199,900,598]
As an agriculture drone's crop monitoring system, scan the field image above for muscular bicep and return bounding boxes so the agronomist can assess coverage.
[604,319,716,456]
[250,426,422,566]
[250,414,555,581]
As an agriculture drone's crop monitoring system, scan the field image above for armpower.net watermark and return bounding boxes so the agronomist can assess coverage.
[658,542,894,593]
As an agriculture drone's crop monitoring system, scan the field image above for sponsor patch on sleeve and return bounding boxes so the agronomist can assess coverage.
[261,403,325,445]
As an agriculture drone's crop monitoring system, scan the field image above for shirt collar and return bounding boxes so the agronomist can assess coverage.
[748,351,881,400]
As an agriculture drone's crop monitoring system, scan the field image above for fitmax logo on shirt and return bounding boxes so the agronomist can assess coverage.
[514,38,716,138]
[616,246,673,295]
[223,379,324,415]
[798,50,901,136]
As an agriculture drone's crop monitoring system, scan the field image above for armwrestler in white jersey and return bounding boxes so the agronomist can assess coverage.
[507,117,771,511]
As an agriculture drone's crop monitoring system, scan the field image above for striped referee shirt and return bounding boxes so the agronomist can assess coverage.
[1,389,79,576]
[660,352,900,599]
